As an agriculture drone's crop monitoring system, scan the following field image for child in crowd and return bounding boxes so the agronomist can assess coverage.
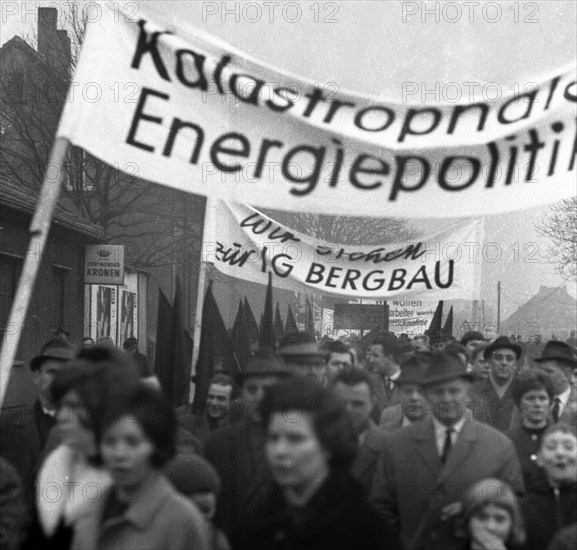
[165,453,230,550]
[521,423,577,550]
[461,478,525,550]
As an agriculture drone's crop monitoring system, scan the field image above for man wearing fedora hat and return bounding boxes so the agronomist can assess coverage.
[278,332,326,383]
[472,335,522,432]
[371,350,524,550]
[535,340,577,426]
[203,354,290,538]
[0,337,76,511]
[379,353,430,432]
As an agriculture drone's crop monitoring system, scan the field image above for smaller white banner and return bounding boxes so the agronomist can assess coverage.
[204,201,483,300]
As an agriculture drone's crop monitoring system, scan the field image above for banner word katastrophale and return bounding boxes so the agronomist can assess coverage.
[204,201,483,300]
[57,5,577,218]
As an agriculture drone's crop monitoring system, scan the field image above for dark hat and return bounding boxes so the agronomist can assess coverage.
[278,341,324,358]
[235,354,290,383]
[483,336,522,360]
[396,353,431,385]
[420,351,473,387]
[123,337,138,349]
[164,453,220,495]
[278,331,324,358]
[30,338,77,371]
[460,331,486,345]
[535,340,577,367]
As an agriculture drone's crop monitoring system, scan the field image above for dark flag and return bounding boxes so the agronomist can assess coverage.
[285,304,298,341]
[426,300,444,344]
[193,282,230,414]
[243,297,259,343]
[304,298,315,340]
[230,300,250,374]
[154,288,176,398]
[442,306,454,340]
[171,277,193,407]
[259,272,275,353]
[274,302,284,345]
[383,301,390,332]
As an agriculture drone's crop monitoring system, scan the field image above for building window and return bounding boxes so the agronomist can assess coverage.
[0,254,23,339]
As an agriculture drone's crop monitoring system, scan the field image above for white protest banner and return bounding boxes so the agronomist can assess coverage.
[56,4,576,218]
[204,201,483,300]
[388,300,437,335]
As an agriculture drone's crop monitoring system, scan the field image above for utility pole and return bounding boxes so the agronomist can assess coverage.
[497,281,501,334]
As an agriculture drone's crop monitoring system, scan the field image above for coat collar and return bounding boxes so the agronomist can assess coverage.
[352,421,385,478]
[102,472,175,531]
[437,419,477,486]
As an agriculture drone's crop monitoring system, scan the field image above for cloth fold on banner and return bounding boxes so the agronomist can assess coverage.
[56,4,577,218]
[204,201,483,300]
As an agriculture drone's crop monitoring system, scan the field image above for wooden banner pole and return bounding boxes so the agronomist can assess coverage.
[0,137,71,407]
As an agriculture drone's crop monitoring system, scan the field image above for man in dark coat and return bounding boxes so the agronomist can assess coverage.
[365,336,402,422]
[0,338,76,510]
[331,368,387,495]
[177,372,237,447]
[379,353,430,433]
[535,340,577,426]
[472,336,521,431]
[203,354,289,538]
[370,351,524,550]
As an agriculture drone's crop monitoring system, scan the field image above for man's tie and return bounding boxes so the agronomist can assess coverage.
[552,397,561,423]
[441,428,453,464]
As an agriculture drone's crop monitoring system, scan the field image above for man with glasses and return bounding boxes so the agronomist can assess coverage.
[472,336,522,432]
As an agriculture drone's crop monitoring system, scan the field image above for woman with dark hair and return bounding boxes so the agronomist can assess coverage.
[72,384,210,550]
[35,346,140,549]
[506,369,555,492]
[234,376,402,550]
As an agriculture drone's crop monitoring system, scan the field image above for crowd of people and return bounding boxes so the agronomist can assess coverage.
[0,328,576,550]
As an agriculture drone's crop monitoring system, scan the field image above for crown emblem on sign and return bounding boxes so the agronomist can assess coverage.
[97,249,112,258]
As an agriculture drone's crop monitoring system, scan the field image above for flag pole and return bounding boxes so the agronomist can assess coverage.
[0,137,71,407]
[189,198,216,403]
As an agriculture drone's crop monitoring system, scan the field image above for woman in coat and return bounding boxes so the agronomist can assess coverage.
[72,383,210,550]
[233,376,402,550]
[506,369,554,492]
[34,345,139,550]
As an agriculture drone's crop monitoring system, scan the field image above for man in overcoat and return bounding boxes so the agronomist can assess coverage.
[535,340,577,426]
[203,354,289,538]
[0,338,76,510]
[472,336,521,431]
[332,367,387,495]
[370,351,524,550]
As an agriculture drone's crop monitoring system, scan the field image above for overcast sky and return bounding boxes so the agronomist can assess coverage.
[2,1,576,318]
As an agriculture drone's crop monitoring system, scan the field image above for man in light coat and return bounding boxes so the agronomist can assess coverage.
[371,351,524,550]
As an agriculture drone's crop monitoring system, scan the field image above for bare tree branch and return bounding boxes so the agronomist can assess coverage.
[535,198,577,281]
